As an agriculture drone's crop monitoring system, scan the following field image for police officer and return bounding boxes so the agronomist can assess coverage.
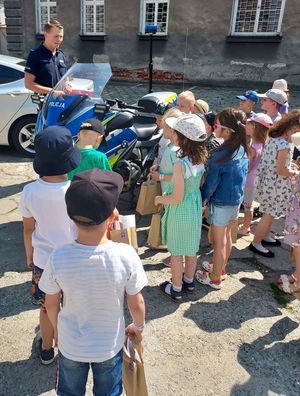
[25,20,67,94]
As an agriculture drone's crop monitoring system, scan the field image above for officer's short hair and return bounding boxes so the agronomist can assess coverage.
[44,19,64,33]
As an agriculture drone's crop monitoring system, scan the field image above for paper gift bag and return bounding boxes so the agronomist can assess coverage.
[110,215,138,251]
[136,180,161,216]
[123,338,148,396]
[208,219,238,244]
[147,213,162,248]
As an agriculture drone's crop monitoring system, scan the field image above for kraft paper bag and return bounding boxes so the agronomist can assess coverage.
[110,215,138,251]
[122,338,148,396]
[147,213,162,248]
[136,180,161,216]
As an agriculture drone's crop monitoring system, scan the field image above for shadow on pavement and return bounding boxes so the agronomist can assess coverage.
[0,181,30,199]
[0,221,27,278]
[0,328,56,396]
[0,146,32,163]
[0,280,35,319]
[184,275,282,332]
[231,317,300,396]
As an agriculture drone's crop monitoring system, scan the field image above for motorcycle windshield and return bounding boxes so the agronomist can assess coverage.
[44,62,112,110]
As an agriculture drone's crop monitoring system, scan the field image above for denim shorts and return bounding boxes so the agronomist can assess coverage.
[208,204,240,227]
[56,349,123,396]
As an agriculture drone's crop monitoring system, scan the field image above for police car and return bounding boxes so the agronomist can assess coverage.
[0,55,37,157]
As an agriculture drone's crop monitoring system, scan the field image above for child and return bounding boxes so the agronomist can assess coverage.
[39,169,147,395]
[154,114,207,301]
[196,108,249,290]
[68,118,111,180]
[258,89,288,123]
[249,110,300,258]
[194,99,209,115]
[177,90,196,114]
[203,111,222,156]
[19,126,81,364]
[278,132,300,294]
[238,113,273,235]
[272,79,290,115]
[150,107,182,193]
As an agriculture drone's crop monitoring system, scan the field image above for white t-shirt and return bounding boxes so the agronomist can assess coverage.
[19,179,76,269]
[39,241,148,363]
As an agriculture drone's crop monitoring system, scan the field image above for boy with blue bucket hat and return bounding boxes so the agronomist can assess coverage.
[19,125,81,365]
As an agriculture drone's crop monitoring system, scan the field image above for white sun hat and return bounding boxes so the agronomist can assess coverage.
[165,114,207,142]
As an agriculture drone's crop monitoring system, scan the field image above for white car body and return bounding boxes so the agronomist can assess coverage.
[0,54,38,156]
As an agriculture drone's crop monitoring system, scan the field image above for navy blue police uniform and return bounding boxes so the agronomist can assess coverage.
[25,44,67,88]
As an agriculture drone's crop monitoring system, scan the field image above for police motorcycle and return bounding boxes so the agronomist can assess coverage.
[32,62,177,191]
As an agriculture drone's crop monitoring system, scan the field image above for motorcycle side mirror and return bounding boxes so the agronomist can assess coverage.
[94,103,110,120]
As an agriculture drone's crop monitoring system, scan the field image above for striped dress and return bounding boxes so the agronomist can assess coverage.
[161,157,204,256]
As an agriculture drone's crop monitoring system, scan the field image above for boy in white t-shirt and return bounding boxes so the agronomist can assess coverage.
[39,169,147,396]
[19,125,81,365]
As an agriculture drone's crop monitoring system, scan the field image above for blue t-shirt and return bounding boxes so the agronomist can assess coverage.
[25,44,67,88]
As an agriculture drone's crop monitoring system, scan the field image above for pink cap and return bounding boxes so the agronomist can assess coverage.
[247,113,273,128]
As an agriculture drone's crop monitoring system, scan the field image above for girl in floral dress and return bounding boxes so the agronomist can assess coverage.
[249,110,300,258]
[154,114,207,302]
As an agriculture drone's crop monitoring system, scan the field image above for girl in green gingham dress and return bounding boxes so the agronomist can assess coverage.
[155,114,207,302]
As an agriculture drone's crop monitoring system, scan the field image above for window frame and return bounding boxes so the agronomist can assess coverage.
[81,0,105,36]
[35,0,57,35]
[140,0,170,36]
[230,0,286,36]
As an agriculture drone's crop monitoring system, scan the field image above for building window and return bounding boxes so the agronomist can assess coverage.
[35,1,57,34]
[81,0,105,35]
[140,0,169,35]
[230,0,286,36]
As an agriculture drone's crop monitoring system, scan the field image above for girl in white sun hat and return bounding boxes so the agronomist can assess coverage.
[272,79,290,115]
[154,114,207,302]
[238,113,273,235]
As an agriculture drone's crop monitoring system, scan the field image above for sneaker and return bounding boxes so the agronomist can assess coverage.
[160,281,182,302]
[202,261,227,281]
[195,270,222,290]
[39,339,54,365]
[182,279,195,293]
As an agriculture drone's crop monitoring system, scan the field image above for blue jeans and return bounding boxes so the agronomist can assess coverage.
[56,349,123,396]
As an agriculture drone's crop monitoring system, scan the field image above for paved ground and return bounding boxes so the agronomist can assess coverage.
[1,82,300,396]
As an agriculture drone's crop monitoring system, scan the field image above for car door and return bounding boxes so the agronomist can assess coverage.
[0,64,29,132]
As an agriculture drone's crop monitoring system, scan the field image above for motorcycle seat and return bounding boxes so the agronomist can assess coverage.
[134,123,158,141]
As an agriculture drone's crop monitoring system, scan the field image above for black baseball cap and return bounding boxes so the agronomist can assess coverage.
[80,118,107,146]
[65,168,124,226]
[33,125,81,176]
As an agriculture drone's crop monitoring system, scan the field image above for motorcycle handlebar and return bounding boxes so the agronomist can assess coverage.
[106,98,145,112]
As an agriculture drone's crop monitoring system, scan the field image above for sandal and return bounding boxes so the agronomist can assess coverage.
[278,280,300,295]
[160,281,182,302]
[163,256,171,267]
[201,261,227,281]
[277,274,297,285]
[238,225,251,235]
[195,270,222,290]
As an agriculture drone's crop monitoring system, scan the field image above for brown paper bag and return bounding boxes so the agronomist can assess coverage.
[147,213,162,248]
[136,181,161,215]
[123,338,148,396]
[110,216,138,251]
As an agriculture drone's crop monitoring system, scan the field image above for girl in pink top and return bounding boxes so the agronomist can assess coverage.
[239,113,273,235]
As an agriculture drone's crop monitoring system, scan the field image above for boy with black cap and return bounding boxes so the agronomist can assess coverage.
[19,125,81,365]
[39,169,147,395]
[68,118,111,181]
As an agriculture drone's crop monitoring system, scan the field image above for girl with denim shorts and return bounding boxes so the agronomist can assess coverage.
[238,113,272,235]
[196,108,249,290]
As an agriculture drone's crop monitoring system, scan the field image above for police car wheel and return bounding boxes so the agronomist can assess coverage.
[11,115,37,158]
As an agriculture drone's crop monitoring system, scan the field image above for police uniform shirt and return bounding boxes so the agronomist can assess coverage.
[25,44,67,88]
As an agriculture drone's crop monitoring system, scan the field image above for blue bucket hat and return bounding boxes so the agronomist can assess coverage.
[33,126,81,176]
[236,90,259,104]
